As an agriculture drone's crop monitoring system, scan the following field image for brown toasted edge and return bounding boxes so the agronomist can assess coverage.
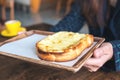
[36,34,94,62]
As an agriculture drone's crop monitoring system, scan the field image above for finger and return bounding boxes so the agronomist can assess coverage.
[83,59,100,72]
[93,46,106,58]
[84,64,99,72]
[93,43,113,58]
[85,58,101,66]
[85,54,109,68]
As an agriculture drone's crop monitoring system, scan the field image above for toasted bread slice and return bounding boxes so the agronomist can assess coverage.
[36,31,94,62]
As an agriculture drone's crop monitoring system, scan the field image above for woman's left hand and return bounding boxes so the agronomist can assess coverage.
[83,42,113,72]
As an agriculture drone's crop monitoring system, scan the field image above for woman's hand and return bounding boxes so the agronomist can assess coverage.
[83,42,113,72]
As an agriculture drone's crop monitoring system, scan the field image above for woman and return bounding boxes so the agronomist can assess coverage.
[49,0,120,72]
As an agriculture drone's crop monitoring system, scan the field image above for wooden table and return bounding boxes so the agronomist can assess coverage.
[0,23,120,80]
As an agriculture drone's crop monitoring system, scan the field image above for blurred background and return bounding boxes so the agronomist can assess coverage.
[0,0,73,27]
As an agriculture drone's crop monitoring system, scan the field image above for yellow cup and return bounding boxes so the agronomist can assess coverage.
[5,20,21,35]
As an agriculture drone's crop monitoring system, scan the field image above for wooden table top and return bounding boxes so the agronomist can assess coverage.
[0,23,120,80]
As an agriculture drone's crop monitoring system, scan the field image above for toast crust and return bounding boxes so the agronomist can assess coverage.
[36,32,94,62]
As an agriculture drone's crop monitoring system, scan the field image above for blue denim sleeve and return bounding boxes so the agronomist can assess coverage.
[109,40,120,71]
[49,1,85,32]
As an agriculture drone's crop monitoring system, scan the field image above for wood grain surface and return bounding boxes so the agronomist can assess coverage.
[0,23,120,80]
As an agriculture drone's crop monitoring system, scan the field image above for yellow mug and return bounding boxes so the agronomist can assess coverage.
[5,20,21,35]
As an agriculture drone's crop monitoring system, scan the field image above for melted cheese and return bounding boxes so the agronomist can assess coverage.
[38,31,86,52]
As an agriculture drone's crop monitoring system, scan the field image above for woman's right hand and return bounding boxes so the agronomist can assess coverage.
[83,42,113,72]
